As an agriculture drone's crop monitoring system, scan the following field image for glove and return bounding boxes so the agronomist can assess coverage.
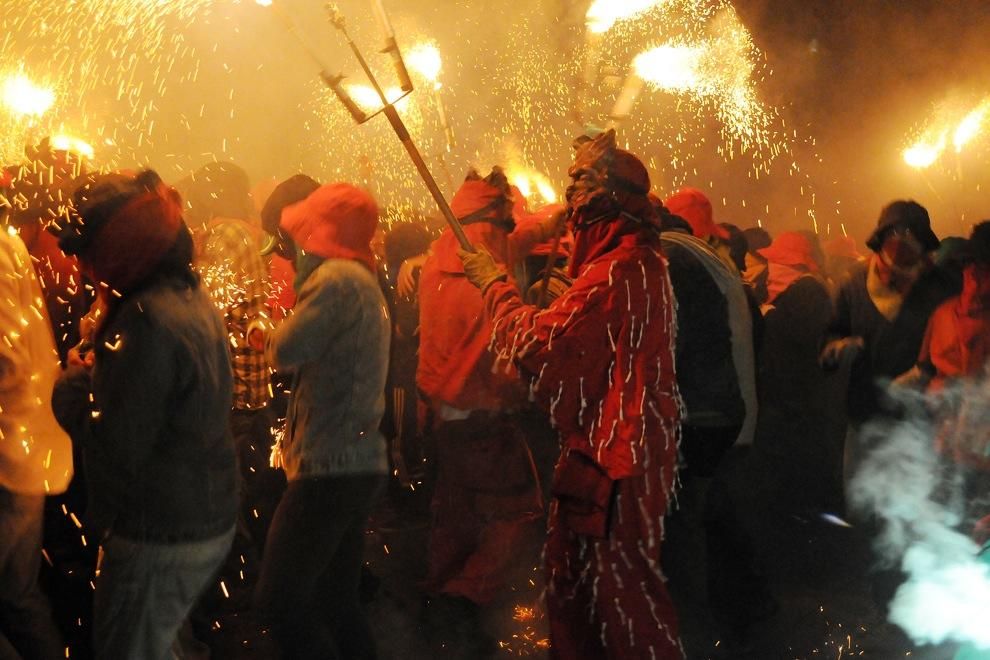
[819,336,864,370]
[457,246,507,293]
[537,208,568,243]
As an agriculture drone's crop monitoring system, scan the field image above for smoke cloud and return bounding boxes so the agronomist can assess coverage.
[849,378,990,649]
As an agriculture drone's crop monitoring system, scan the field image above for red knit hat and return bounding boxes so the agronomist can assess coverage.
[758,231,819,272]
[280,183,379,272]
[664,187,729,241]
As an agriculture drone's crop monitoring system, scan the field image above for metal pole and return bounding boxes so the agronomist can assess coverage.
[381,104,474,251]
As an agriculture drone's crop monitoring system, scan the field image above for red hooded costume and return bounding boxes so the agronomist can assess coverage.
[418,168,547,605]
[481,132,683,659]
[417,169,548,412]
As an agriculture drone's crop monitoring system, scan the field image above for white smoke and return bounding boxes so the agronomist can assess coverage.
[849,378,990,650]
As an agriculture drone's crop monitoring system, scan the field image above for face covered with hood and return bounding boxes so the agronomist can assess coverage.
[564,129,655,275]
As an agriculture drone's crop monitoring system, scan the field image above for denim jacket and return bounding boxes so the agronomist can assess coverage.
[267,258,390,480]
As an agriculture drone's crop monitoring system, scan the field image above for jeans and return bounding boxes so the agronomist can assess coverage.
[0,488,63,660]
[92,527,235,660]
[254,474,384,660]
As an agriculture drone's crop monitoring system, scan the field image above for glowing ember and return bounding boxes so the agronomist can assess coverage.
[513,605,536,621]
[586,0,666,34]
[1,73,55,118]
[405,42,442,85]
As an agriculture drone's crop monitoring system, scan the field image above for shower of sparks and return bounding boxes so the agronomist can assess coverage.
[2,0,819,232]
[586,0,668,34]
[631,7,775,154]
[902,96,989,169]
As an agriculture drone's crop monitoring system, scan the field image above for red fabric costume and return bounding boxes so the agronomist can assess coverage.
[481,132,683,659]
[417,168,545,604]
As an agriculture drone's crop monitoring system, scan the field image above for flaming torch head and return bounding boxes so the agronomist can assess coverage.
[406,43,442,88]
[1,73,55,118]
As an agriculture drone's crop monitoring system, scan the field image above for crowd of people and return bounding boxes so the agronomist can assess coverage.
[0,129,988,660]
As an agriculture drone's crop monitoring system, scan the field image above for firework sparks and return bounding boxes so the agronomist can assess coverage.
[345,84,411,114]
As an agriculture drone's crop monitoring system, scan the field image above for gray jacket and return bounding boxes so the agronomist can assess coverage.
[267,258,390,480]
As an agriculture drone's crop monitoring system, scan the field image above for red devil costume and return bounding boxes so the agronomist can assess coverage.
[417,168,556,605]
[459,131,683,659]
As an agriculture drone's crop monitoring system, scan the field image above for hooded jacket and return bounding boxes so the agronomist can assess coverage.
[52,275,237,542]
[416,173,548,412]
[266,183,391,479]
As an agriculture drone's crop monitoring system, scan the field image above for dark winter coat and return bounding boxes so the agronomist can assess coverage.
[824,261,960,422]
[660,234,745,429]
[52,277,237,543]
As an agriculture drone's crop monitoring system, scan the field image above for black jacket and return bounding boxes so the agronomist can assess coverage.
[824,260,960,422]
[661,235,745,428]
[53,277,237,543]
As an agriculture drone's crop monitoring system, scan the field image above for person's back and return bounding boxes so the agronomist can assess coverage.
[269,257,390,478]
[82,278,237,539]
[51,169,237,660]
[661,232,744,472]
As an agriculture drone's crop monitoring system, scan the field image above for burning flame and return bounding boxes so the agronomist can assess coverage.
[346,84,410,113]
[903,136,946,169]
[634,45,706,93]
[586,0,665,34]
[1,73,55,118]
[508,168,558,205]
[405,42,442,86]
[49,134,95,159]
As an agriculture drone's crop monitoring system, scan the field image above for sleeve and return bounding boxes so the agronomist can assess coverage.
[823,275,855,348]
[87,307,175,481]
[51,366,95,446]
[266,271,340,371]
[507,221,549,262]
[484,263,612,422]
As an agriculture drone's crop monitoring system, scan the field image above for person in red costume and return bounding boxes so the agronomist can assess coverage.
[459,130,684,659]
[417,168,561,618]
